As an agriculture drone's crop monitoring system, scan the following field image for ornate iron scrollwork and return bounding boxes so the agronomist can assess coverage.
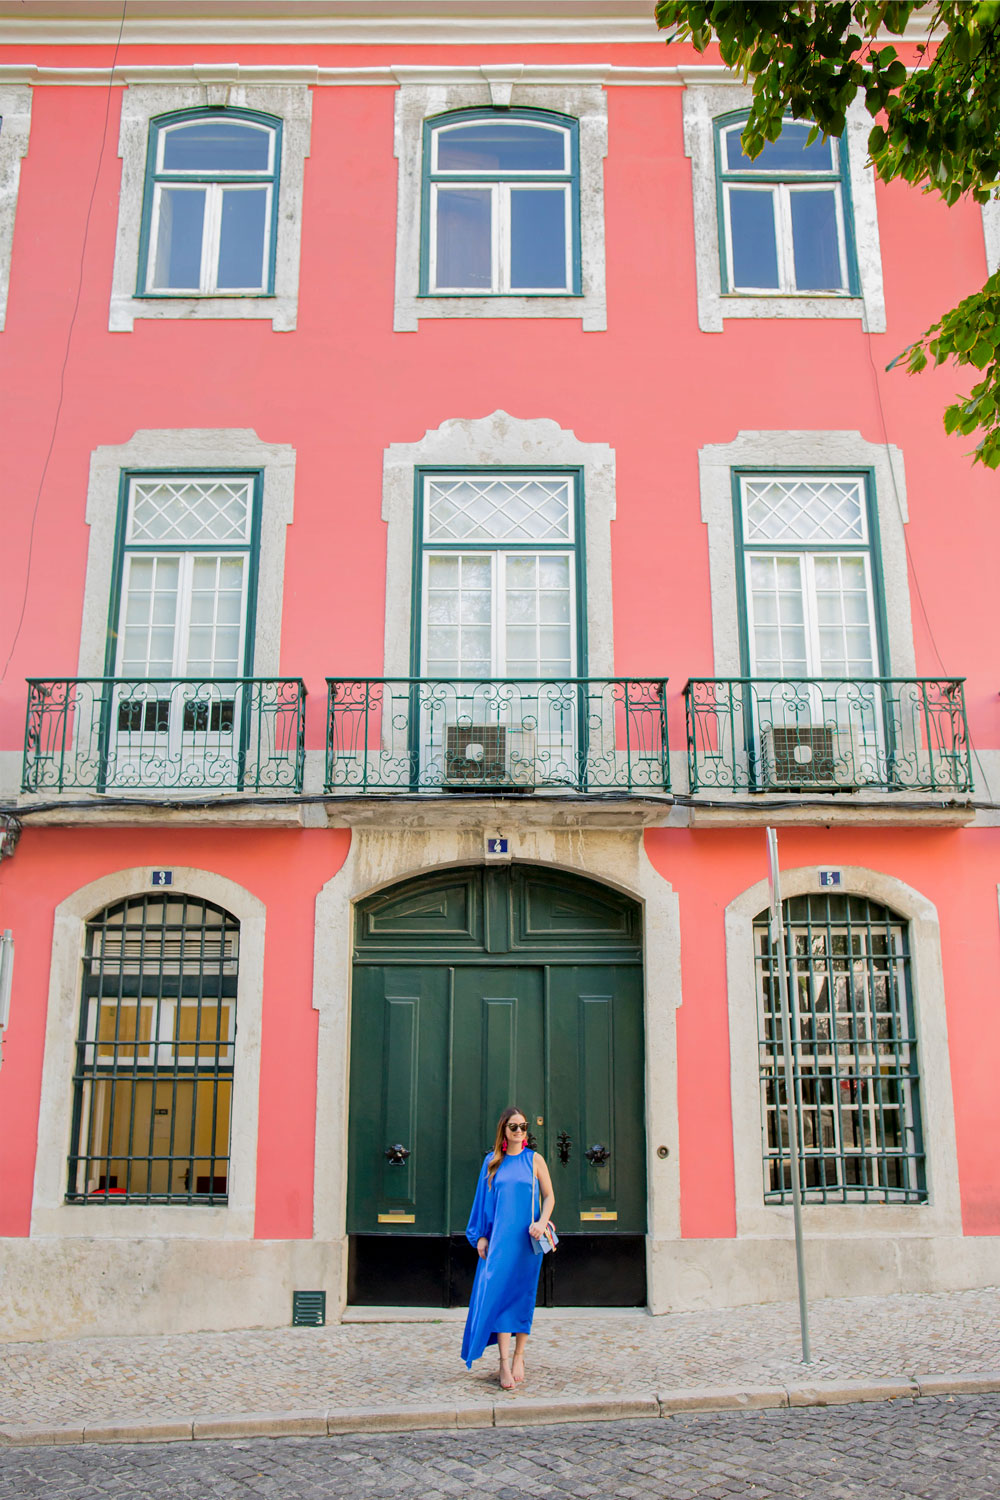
[556,1131,572,1165]
[526,1131,539,1150]
[585,1143,610,1166]
[384,1143,411,1165]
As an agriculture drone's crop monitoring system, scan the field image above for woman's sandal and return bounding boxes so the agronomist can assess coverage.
[498,1356,516,1391]
[512,1354,526,1385]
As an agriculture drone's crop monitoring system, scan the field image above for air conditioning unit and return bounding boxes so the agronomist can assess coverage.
[442,724,535,791]
[760,724,855,790]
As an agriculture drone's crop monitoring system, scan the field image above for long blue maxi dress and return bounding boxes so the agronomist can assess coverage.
[461,1148,542,1368]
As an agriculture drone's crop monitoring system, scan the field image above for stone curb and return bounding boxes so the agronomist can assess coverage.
[2,1373,999,1447]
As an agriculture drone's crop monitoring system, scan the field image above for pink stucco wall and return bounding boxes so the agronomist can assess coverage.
[1,35,997,1247]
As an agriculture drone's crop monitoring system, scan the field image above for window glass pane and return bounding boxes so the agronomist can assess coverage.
[790,189,844,291]
[510,188,568,290]
[185,556,246,677]
[434,188,492,289]
[151,187,206,290]
[426,476,572,543]
[436,120,566,173]
[216,187,269,290]
[726,120,833,173]
[120,557,179,676]
[813,555,875,675]
[128,478,252,544]
[749,555,807,675]
[728,188,779,289]
[161,119,271,173]
[743,477,865,543]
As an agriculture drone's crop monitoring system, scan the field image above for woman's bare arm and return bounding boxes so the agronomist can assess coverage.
[529,1153,556,1236]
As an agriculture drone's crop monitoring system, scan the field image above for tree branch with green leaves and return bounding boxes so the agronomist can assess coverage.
[656,1,1000,465]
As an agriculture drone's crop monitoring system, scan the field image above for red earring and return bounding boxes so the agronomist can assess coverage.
[501,1139,507,1153]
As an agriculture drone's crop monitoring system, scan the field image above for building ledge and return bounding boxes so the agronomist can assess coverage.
[684,794,975,829]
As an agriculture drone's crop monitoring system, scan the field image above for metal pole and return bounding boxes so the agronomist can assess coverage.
[765,829,812,1364]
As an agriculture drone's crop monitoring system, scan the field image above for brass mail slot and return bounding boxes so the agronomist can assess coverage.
[580,1210,618,1222]
[378,1212,415,1224]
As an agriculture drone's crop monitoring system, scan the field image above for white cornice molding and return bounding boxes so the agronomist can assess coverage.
[0,61,739,87]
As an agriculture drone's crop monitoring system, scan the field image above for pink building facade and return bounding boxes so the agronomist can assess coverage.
[0,2,997,1339]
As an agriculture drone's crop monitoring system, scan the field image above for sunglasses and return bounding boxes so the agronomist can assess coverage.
[507,1122,528,1133]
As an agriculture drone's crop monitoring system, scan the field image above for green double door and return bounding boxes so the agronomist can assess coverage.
[347,865,647,1307]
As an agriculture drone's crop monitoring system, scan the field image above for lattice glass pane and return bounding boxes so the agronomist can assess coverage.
[743,476,865,543]
[425,475,572,543]
[128,478,252,544]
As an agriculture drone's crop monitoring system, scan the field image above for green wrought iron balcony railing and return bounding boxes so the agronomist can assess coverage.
[684,677,972,795]
[23,678,307,794]
[325,678,669,795]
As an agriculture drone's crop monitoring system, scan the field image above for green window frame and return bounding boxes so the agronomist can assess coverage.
[714,111,860,296]
[411,466,588,678]
[105,468,264,682]
[754,894,926,1205]
[734,468,888,682]
[67,894,239,1205]
[419,108,582,297]
[137,107,282,298]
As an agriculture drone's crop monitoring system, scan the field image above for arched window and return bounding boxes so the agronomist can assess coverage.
[754,893,925,1204]
[716,114,858,295]
[139,109,281,296]
[68,894,239,1204]
[422,109,579,295]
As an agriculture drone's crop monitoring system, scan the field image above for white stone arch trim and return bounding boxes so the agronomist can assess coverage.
[393,81,607,332]
[312,825,681,1316]
[32,866,265,1239]
[682,85,885,333]
[698,429,915,678]
[0,84,31,332]
[382,409,615,679]
[78,428,295,681]
[726,863,961,1240]
[109,83,312,332]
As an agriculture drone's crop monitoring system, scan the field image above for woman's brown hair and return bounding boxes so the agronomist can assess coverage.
[487,1105,528,1187]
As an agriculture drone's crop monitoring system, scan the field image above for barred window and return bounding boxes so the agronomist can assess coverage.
[68,894,239,1204]
[755,894,925,1204]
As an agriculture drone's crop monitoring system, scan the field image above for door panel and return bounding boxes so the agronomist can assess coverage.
[547,965,646,1233]
[347,965,450,1234]
[449,966,545,1234]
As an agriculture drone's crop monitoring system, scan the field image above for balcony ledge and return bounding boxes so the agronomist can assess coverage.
[684,792,975,829]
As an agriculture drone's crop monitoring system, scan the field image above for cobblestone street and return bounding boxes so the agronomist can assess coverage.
[2,1397,998,1499]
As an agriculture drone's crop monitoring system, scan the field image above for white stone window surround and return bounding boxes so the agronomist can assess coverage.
[394,82,607,332]
[982,195,1000,275]
[0,84,32,332]
[726,865,961,1240]
[110,83,311,332]
[381,410,616,680]
[77,429,295,686]
[698,430,915,680]
[683,86,886,333]
[310,830,683,1317]
[31,866,265,1240]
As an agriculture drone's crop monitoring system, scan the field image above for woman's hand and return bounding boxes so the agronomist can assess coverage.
[477,1236,489,1258]
[528,1221,545,1239]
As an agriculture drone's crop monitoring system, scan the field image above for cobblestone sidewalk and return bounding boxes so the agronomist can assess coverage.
[2,1287,999,1447]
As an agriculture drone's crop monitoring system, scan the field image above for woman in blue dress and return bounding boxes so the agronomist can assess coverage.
[461,1105,556,1390]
